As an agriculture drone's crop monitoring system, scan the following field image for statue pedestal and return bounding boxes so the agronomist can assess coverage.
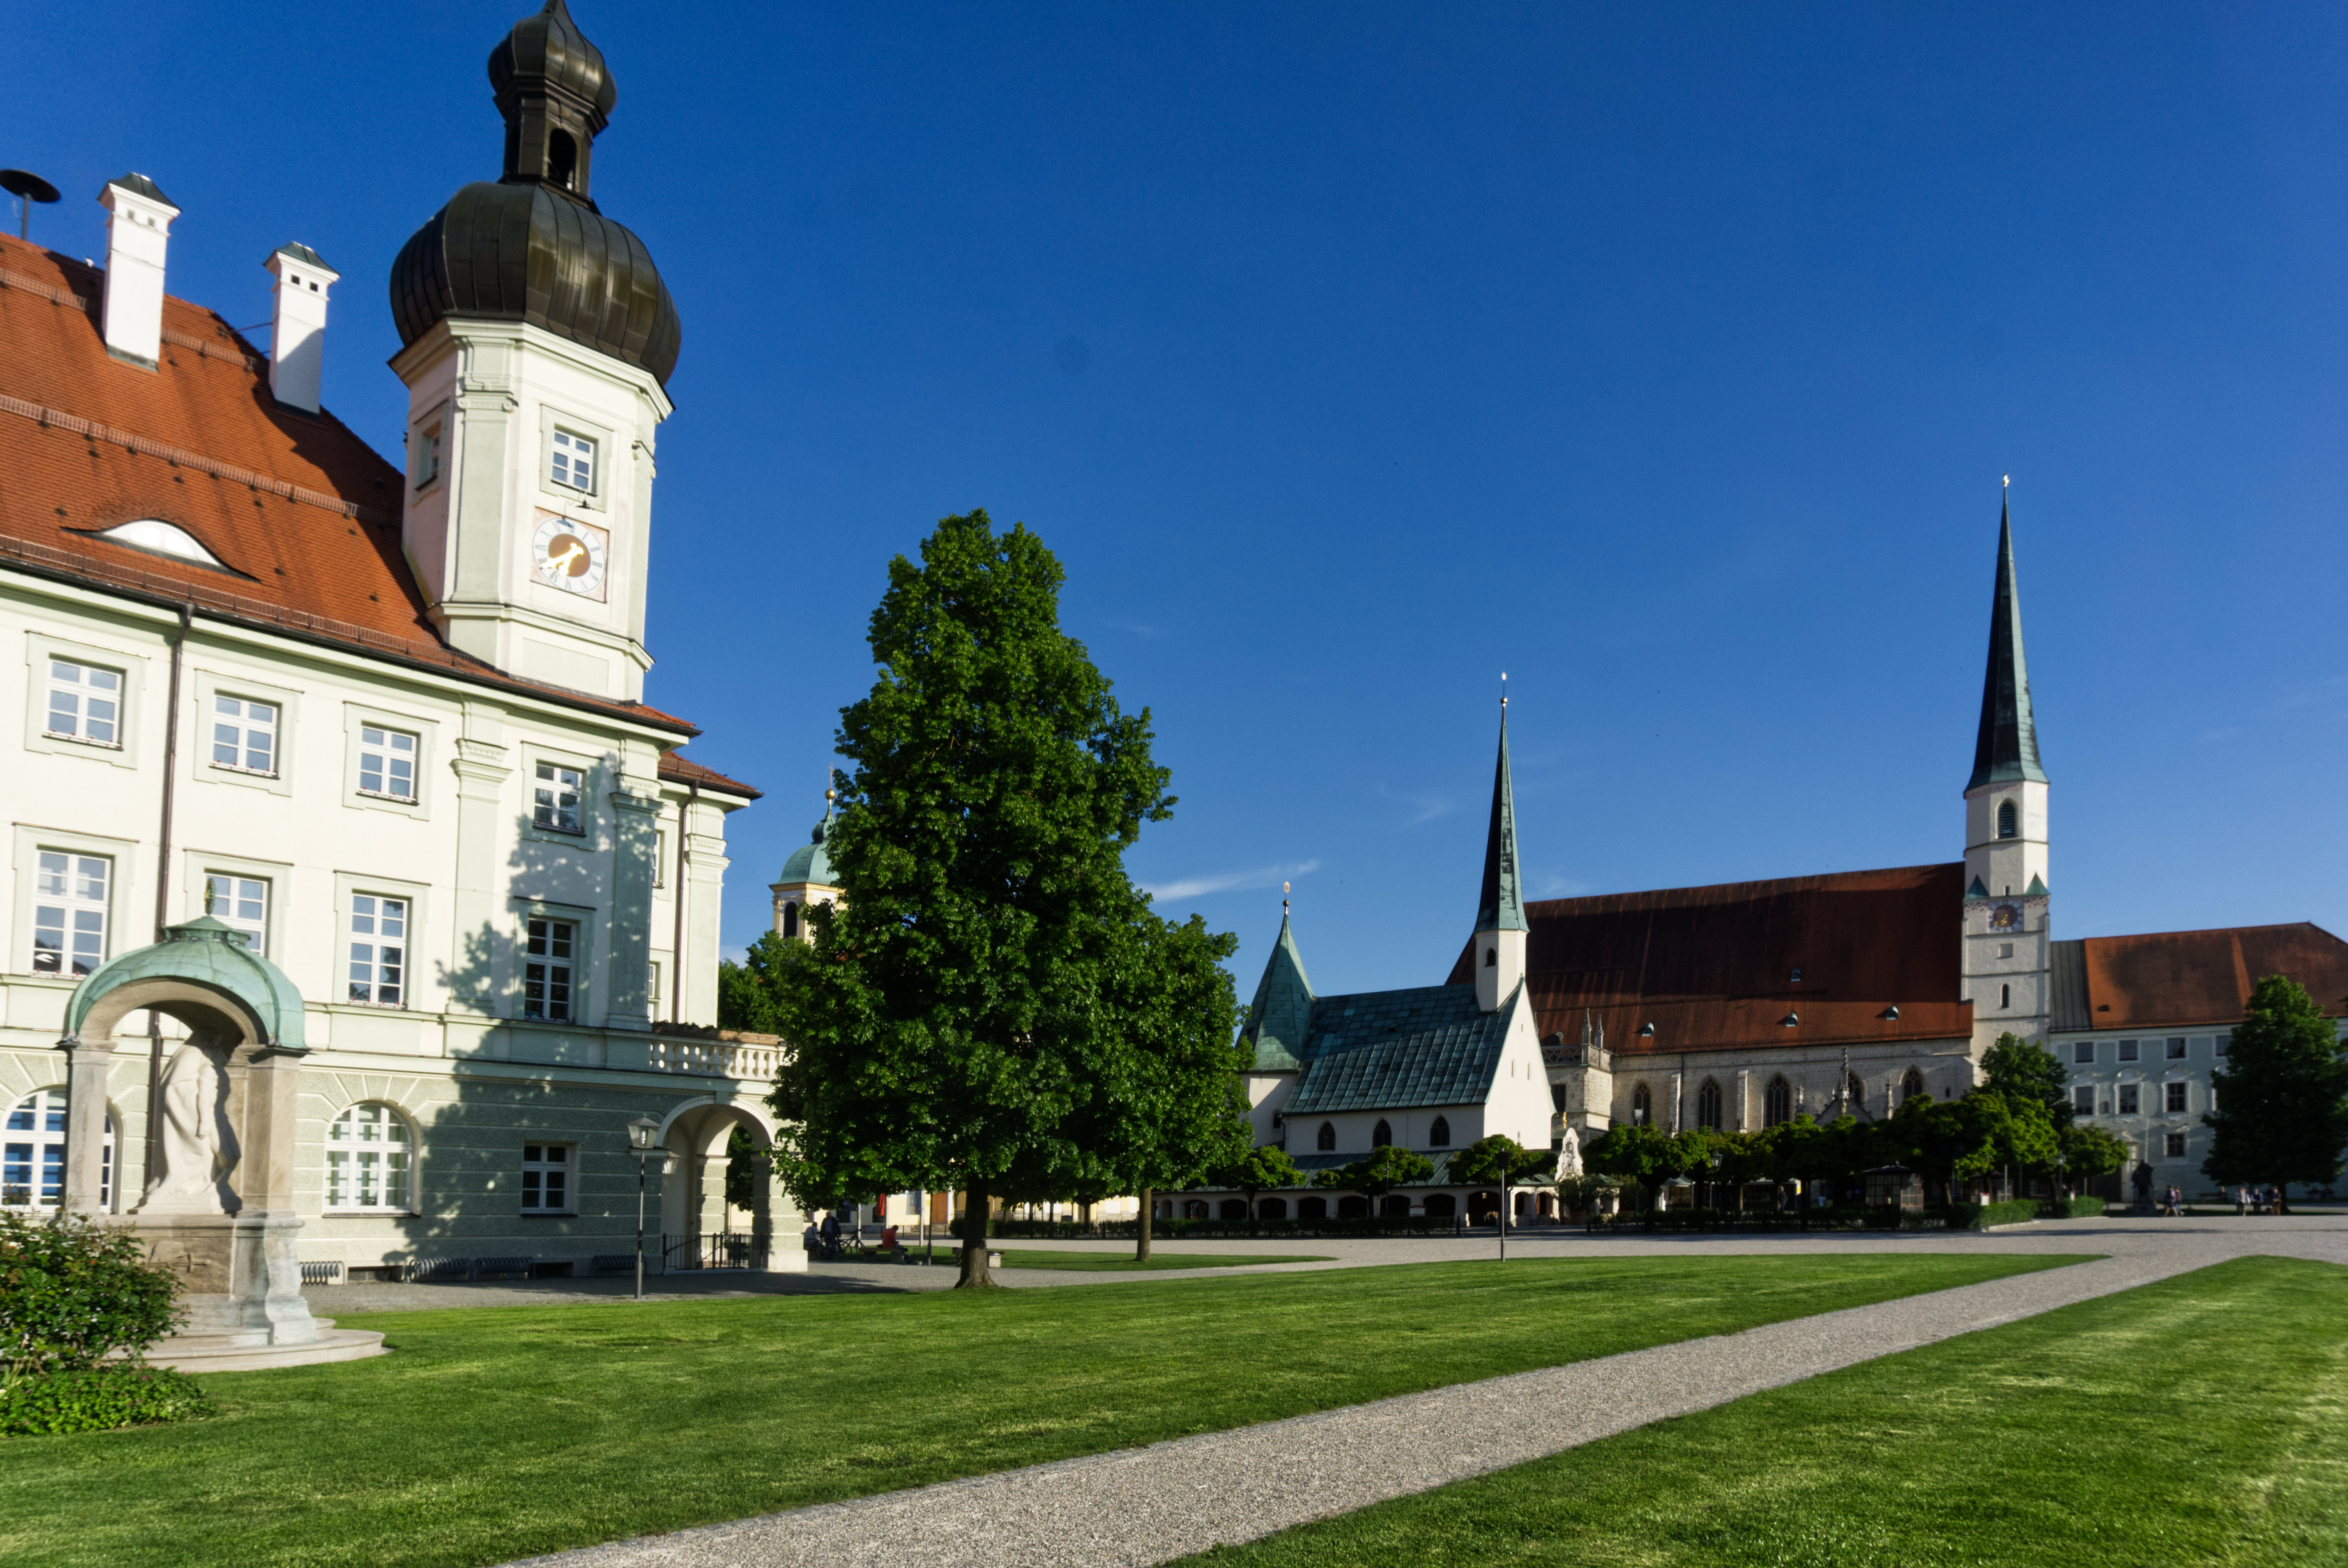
[131,1213,386,1372]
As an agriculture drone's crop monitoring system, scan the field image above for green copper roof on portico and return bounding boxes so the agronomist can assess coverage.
[1241,908,1315,1072]
[63,916,307,1049]
[1475,701,1528,933]
[1968,495,2049,792]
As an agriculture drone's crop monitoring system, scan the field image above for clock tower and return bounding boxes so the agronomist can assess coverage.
[387,0,681,703]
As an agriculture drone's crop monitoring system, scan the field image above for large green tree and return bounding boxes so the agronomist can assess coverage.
[762,511,1245,1287]
[1216,1143,1306,1224]
[2203,974,2348,1208]
[1324,1144,1436,1218]
[1980,1032,2076,1130]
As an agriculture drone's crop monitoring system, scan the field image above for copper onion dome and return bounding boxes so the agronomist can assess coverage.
[389,0,681,385]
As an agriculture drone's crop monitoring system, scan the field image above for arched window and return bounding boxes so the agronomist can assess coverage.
[1846,1072,1866,1112]
[1298,1195,1328,1220]
[1219,1199,1248,1221]
[548,129,579,190]
[1900,1067,1928,1105]
[1696,1078,1723,1132]
[781,901,799,938]
[1372,1119,1392,1148]
[1423,1192,1457,1218]
[1429,1115,1451,1148]
[3,1088,113,1211]
[1997,800,2018,839]
[1764,1075,1792,1128]
[1483,946,1497,968]
[1317,1120,1336,1152]
[1631,1083,1652,1126]
[2001,983,2011,1010]
[326,1102,413,1211]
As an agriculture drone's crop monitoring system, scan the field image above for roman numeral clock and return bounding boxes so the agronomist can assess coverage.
[531,510,609,601]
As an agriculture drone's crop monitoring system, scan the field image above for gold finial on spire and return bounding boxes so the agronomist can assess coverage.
[1282,879,1290,915]
[2002,473,2010,489]
[1500,670,1508,712]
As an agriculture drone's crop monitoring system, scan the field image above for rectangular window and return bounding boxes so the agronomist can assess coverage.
[204,873,268,950]
[2165,1037,2188,1060]
[2164,1130,2188,1160]
[1998,942,2014,959]
[415,423,442,489]
[2072,1084,2095,1115]
[210,695,278,774]
[520,1143,571,1213]
[347,895,407,1006]
[326,1104,413,1211]
[44,659,122,747]
[2117,1039,2139,1063]
[548,429,595,492]
[533,761,583,833]
[2165,1081,2189,1114]
[357,725,417,800]
[654,827,668,888]
[2072,1041,2094,1065]
[2215,1031,2230,1057]
[2117,1083,2139,1115]
[524,918,576,1021]
[31,851,109,976]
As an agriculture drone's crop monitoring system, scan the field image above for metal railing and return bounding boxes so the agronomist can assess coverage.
[663,1230,767,1271]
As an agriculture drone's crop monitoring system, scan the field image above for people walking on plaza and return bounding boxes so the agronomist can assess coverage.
[2161,1185,2181,1217]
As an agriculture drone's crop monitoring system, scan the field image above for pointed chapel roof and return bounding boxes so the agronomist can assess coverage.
[1968,495,2049,791]
[1475,702,1528,933]
[1241,908,1315,1072]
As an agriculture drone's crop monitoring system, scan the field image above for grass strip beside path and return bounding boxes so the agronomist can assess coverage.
[1184,1255,2348,1568]
[0,1252,2070,1568]
[900,1245,1335,1270]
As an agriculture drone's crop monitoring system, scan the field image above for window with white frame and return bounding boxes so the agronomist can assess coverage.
[548,429,596,492]
[524,918,575,1021]
[2073,1040,2094,1065]
[325,1102,412,1211]
[204,873,268,950]
[2163,1130,2187,1160]
[2072,1084,2095,1116]
[415,422,443,489]
[44,659,122,747]
[2165,1037,2188,1060]
[2117,1083,2140,1115]
[347,895,407,1005]
[210,695,278,774]
[31,851,109,976]
[2117,1039,2140,1063]
[3,1088,111,1210]
[534,761,584,833]
[357,725,417,800]
[520,1143,572,1212]
[2165,1081,2189,1114]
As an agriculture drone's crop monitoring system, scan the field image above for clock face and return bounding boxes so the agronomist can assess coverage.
[1989,902,2022,932]
[531,511,608,600]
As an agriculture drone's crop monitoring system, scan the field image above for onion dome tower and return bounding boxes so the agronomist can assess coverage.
[385,1,681,702]
[770,792,842,942]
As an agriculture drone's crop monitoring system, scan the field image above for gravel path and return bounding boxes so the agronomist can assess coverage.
[499,1218,2348,1568]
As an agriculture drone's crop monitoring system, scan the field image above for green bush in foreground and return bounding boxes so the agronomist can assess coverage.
[0,1210,184,1375]
[2,1365,212,1437]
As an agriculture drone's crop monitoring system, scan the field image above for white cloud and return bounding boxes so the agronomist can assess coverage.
[1144,859,1321,902]
[1377,783,1456,824]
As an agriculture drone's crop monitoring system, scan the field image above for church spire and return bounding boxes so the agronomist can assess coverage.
[1241,896,1314,1072]
[1475,687,1528,934]
[1966,486,2048,791]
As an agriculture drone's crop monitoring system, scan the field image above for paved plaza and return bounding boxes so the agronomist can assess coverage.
[433,1215,2348,1568]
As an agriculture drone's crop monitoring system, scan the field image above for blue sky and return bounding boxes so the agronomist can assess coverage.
[11,4,2348,997]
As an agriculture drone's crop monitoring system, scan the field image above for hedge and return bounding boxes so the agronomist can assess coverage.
[0,1365,211,1437]
[952,1215,1464,1241]
[2041,1195,2106,1219]
[1953,1199,2042,1229]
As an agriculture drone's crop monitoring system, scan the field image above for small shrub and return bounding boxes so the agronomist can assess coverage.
[1952,1199,2040,1230]
[0,1365,212,1437]
[2041,1195,2106,1220]
[0,1209,185,1376]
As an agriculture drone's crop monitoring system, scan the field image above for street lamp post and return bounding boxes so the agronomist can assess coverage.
[627,1116,672,1301]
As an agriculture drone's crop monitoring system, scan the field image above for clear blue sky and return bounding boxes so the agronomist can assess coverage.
[11,4,2348,997]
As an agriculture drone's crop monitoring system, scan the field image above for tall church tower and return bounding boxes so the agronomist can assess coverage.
[1961,491,2052,1058]
[1473,692,1529,1013]
[386,0,682,702]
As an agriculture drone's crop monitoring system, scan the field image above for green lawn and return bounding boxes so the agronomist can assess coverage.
[894,1244,1335,1270]
[1182,1255,2348,1568]
[0,1253,2069,1568]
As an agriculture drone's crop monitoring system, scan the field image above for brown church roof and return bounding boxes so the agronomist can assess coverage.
[1447,863,1975,1055]
[2051,924,2348,1032]
[0,232,697,736]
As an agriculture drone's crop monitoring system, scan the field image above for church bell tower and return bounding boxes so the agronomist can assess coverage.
[386,0,682,702]
[1473,690,1528,1013]
[1961,489,2052,1059]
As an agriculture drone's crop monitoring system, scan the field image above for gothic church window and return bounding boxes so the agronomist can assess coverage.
[1373,1119,1392,1148]
[1317,1121,1336,1152]
[1900,1067,1927,1105]
[1764,1075,1792,1127]
[1429,1116,1451,1147]
[1997,800,2018,839]
[1696,1078,1722,1131]
[1631,1083,1652,1126]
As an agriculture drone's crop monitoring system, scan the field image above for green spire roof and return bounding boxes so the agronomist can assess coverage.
[1967,496,2049,791]
[1241,907,1315,1072]
[1475,703,1528,933]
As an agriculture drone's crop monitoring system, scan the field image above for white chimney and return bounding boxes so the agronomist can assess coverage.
[263,244,339,414]
[97,174,179,370]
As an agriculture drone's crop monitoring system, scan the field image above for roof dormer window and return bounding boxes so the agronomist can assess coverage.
[89,518,232,572]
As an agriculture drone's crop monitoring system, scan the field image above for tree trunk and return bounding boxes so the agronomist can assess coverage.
[957,1178,995,1289]
[1135,1187,1153,1261]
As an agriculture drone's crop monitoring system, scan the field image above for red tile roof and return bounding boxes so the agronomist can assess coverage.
[0,232,697,736]
[1446,863,1975,1054]
[658,750,761,800]
[2067,924,2348,1030]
